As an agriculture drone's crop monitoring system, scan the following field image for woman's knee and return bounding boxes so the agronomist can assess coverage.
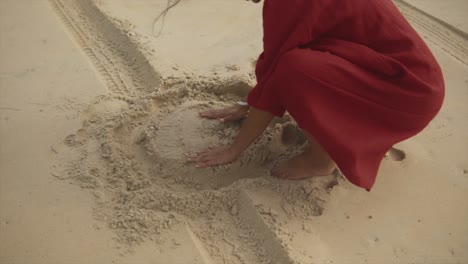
[274,49,328,79]
[275,49,304,76]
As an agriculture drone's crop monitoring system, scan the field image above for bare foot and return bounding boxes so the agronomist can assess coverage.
[271,131,336,180]
[271,150,336,180]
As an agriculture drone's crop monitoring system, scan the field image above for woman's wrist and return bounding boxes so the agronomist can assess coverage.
[227,143,244,158]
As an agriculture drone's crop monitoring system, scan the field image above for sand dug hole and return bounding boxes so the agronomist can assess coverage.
[60,90,339,261]
[145,101,290,190]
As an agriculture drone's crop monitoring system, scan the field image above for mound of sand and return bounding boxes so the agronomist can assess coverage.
[58,76,338,262]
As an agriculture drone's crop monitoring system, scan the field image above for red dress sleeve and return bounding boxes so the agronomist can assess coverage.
[248,0,339,116]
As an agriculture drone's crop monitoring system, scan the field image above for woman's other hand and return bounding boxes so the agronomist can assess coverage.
[187,146,239,168]
[189,107,274,168]
[199,104,249,122]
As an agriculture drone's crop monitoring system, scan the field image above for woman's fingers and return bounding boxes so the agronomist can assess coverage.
[187,145,234,168]
[192,153,215,167]
[220,113,243,122]
[195,157,221,168]
[186,150,208,161]
[195,161,211,168]
[199,109,229,119]
[187,152,209,162]
[189,152,222,167]
[219,114,232,123]
[199,111,218,118]
[187,154,202,162]
[199,104,248,122]
[197,149,212,156]
[187,147,219,162]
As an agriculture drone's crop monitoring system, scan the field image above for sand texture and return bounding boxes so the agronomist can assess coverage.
[1,0,467,263]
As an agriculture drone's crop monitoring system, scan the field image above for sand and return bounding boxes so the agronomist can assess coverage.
[404,0,468,36]
[1,0,467,263]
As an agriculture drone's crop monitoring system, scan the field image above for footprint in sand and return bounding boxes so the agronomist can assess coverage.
[387,147,406,161]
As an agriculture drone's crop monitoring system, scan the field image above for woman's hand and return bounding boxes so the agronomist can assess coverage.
[199,104,249,122]
[189,107,274,168]
[187,146,239,168]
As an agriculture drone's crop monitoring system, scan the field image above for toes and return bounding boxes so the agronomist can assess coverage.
[195,158,219,168]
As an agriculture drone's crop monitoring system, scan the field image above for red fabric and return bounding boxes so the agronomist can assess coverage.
[247,0,444,190]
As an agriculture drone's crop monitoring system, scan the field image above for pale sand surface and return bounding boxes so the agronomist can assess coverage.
[0,1,199,263]
[0,0,119,262]
[404,0,468,35]
[1,0,467,263]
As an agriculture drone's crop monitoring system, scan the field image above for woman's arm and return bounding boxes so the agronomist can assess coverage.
[230,107,273,154]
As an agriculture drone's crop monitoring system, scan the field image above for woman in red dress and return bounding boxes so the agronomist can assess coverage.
[188,0,445,191]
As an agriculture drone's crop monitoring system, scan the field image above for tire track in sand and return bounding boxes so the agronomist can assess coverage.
[49,0,162,100]
[395,0,468,66]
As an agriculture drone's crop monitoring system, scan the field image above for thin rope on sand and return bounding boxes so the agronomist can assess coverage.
[152,0,182,38]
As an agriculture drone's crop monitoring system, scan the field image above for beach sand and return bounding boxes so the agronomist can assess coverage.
[1,0,467,263]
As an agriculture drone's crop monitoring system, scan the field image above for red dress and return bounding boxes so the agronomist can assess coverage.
[247,0,445,190]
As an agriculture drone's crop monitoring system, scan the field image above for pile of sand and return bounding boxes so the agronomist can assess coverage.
[57,78,339,262]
